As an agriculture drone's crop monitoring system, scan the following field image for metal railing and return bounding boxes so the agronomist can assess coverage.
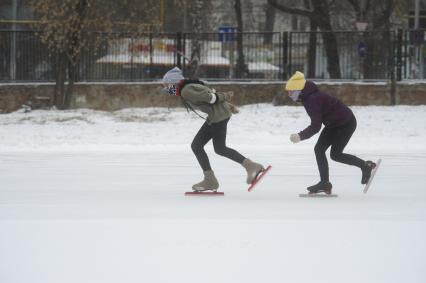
[288,31,396,80]
[0,29,425,82]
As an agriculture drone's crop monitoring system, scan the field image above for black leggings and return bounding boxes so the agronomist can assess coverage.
[314,115,365,182]
[191,118,246,171]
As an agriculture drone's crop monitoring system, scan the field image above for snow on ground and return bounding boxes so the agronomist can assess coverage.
[0,104,425,283]
[0,104,425,152]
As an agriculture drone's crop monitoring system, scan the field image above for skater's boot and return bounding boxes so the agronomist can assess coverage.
[361,160,376,184]
[307,181,333,194]
[192,170,219,192]
[242,158,265,184]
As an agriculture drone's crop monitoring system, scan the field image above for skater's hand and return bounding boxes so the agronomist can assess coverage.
[290,133,301,143]
[227,102,239,114]
[216,91,234,103]
[222,91,234,101]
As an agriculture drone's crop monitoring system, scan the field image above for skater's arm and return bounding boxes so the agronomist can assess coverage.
[182,84,220,104]
[298,98,322,140]
[182,84,233,105]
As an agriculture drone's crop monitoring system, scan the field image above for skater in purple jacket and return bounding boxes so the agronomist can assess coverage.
[286,71,376,194]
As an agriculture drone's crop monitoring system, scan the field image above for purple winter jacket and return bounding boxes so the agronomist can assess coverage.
[298,81,354,140]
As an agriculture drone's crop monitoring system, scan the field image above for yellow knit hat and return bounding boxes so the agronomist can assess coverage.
[285,71,306,91]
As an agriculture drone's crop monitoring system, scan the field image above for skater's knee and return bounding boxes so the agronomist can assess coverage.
[191,141,203,153]
[213,145,227,156]
[330,150,342,161]
[314,144,326,155]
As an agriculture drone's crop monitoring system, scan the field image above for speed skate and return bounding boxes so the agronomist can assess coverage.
[248,165,272,192]
[363,158,382,194]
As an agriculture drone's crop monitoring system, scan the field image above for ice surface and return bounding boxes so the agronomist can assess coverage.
[0,104,425,283]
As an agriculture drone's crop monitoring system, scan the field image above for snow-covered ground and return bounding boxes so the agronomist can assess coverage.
[0,104,425,283]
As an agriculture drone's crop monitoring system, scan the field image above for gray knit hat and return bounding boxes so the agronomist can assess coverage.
[162,67,184,84]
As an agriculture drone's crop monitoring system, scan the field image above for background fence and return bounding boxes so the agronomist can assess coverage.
[0,29,425,82]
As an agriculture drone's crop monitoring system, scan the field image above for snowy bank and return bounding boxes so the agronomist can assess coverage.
[0,105,425,153]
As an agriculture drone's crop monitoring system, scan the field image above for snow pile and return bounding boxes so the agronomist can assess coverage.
[0,104,425,152]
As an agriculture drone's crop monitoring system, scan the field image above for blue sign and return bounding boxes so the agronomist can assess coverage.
[358,41,367,58]
[219,26,237,42]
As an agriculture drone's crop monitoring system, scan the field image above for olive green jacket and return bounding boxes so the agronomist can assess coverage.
[181,83,232,124]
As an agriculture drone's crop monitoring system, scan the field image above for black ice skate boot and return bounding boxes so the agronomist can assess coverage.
[307,181,333,195]
[361,160,377,184]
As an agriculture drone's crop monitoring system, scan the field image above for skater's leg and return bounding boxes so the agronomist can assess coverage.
[211,118,263,184]
[211,118,246,163]
[191,123,219,191]
[329,116,365,168]
[191,122,213,171]
[314,128,333,182]
[329,116,374,184]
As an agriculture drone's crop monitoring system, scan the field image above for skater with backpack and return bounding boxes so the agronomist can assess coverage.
[162,67,265,192]
[285,71,377,195]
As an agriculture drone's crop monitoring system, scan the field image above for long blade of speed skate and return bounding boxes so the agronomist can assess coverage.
[185,191,224,196]
[248,165,272,192]
[299,193,338,198]
[363,158,382,194]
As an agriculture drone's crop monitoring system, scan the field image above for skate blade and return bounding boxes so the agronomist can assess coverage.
[248,166,267,184]
[185,191,224,196]
[363,158,382,194]
[248,165,272,192]
[299,193,338,198]
[191,187,218,192]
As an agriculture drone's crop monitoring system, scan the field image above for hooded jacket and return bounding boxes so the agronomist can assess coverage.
[298,81,354,140]
[177,80,232,124]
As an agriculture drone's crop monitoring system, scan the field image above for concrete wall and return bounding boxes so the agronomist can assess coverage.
[0,81,425,113]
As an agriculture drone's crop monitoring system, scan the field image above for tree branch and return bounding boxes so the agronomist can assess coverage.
[346,0,372,19]
[372,0,395,28]
[302,0,310,9]
[347,0,360,13]
[365,0,372,13]
[267,0,314,18]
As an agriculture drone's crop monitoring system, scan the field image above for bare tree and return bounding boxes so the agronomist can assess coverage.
[186,0,203,78]
[268,0,341,78]
[234,0,248,78]
[303,0,317,78]
[263,2,276,44]
[346,0,396,79]
[30,0,93,109]
[346,0,395,30]
[30,0,160,109]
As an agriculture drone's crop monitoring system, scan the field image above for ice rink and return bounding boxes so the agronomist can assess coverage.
[1,105,425,283]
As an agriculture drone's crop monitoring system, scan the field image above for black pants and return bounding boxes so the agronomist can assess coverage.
[191,118,246,171]
[314,115,365,182]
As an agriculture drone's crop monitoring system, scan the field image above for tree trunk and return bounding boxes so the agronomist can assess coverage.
[234,0,247,78]
[64,61,76,109]
[54,52,67,109]
[307,22,317,78]
[321,31,341,78]
[267,0,341,78]
[61,0,88,109]
[311,1,341,79]
[186,0,203,78]
[263,3,276,45]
